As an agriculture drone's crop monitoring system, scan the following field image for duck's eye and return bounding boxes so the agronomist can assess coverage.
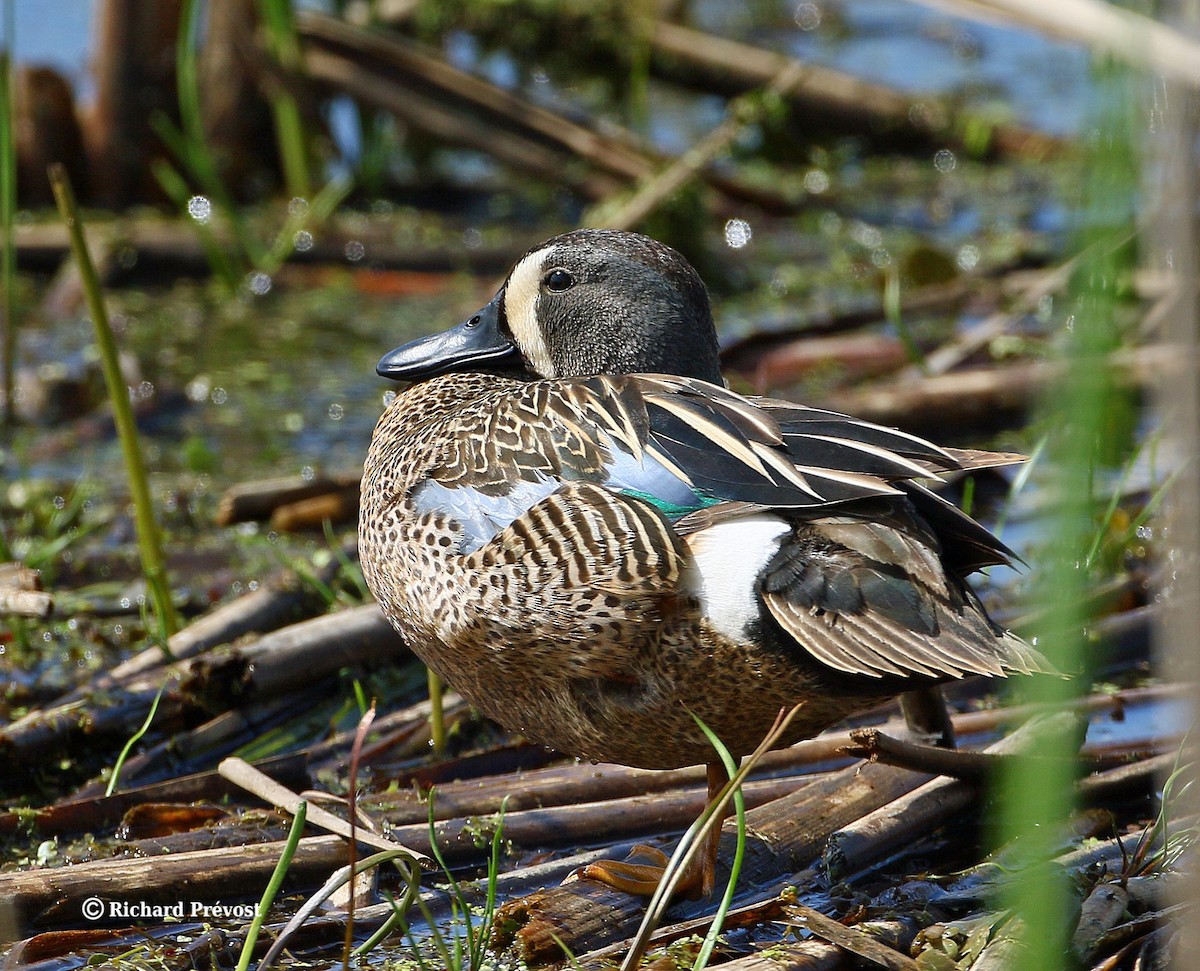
[543,268,574,292]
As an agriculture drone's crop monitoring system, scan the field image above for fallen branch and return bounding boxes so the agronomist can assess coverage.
[0,604,405,778]
[650,20,1064,161]
[782,902,919,970]
[819,344,1175,434]
[215,472,361,526]
[824,712,1081,878]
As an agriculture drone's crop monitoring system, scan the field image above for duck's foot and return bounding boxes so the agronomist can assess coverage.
[575,762,727,899]
[577,841,714,899]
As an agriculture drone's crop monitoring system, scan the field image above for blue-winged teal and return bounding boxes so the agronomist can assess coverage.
[360,229,1044,893]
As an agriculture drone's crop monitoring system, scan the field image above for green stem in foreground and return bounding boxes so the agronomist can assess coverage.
[48,165,180,639]
[237,800,307,971]
[996,55,1138,968]
[427,667,446,756]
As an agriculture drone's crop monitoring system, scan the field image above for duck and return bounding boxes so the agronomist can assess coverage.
[359,228,1045,894]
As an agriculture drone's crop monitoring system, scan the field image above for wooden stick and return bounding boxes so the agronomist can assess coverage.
[215,472,361,525]
[781,903,919,970]
[895,256,1077,381]
[0,588,53,618]
[819,344,1175,434]
[219,757,430,864]
[824,712,1080,878]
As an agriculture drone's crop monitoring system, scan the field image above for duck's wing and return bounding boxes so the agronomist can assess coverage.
[757,509,1047,679]
[562,374,955,510]
[418,373,1017,570]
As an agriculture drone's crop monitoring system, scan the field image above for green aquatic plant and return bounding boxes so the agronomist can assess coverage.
[105,684,166,796]
[383,793,508,970]
[49,164,181,641]
[255,0,313,200]
[236,800,307,971]
[994,53,1141,967]
[157,0,346,295]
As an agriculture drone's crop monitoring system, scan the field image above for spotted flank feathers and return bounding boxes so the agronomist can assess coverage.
[360,229,1048,770]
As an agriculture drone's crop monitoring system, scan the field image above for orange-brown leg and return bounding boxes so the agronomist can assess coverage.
[577,760,728,898]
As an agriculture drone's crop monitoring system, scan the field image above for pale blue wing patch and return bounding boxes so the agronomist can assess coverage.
[411,476,560,553]
[601,437,720,519]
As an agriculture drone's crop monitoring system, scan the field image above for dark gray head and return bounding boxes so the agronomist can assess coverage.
[377,229,723,384]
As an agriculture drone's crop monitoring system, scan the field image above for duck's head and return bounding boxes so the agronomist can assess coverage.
[377,229,722,384]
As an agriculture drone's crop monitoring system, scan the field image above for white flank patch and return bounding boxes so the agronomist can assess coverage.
[504,245,557,377]
[684,513,790,642]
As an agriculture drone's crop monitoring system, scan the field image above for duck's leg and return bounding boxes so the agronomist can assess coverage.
[899,687,956,748]
[576,761,727,898]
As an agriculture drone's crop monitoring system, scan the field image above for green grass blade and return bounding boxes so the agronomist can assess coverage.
[995,53,1140,967]
[260,175,353,278]
[106,684,166,796]
[254,0,313,200]
[48,165,180,640]
[690,714,746,971]
[237,800,307,971]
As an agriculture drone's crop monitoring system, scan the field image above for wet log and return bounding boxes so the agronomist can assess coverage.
[9,219,526,279]
[817,344,1173,435]
[649,21,1064,161]
[85,0,184,207]
[0,563,52,618]
[215,473,361,526]
[55,566,338,707]
[270,488,360,531]
[13,66,88,207]
[494,760,931,964]
[1,834,354,932]
[369,745,840,825]
[0,604,404,779]
[0,588,53,619]
[824,713,1081,878]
